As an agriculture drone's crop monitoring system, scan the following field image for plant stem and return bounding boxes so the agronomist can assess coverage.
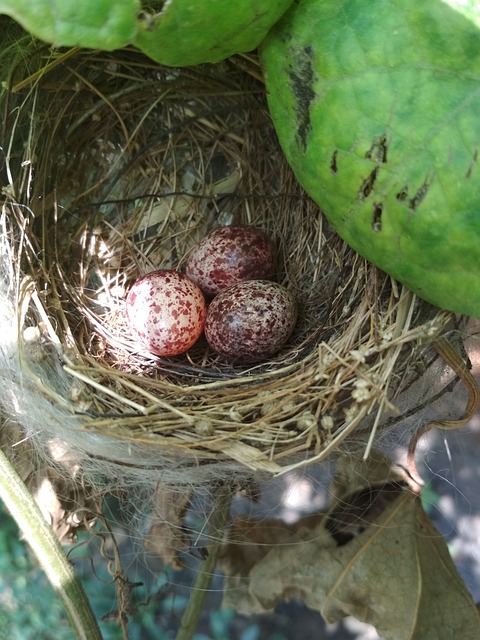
[176,484,232,640]
[0,446,102,640]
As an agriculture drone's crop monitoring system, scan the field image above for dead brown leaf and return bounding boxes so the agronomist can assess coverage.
[325,449,412,545]
[0,425,99,545]
[221,512,326,572]
[30,467,98,544]
[222,451,480,639]
[144,486,192,569]
[220,512,324,612]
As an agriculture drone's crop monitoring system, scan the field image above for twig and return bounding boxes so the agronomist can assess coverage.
[11,47,80,92]
[176,484,232,640]
[0,447,102,640]
[407,337,480,487]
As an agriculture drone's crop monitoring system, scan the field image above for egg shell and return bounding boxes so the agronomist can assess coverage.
[185,225,276,298]
[126,270,206,356]
[204,280,297,364]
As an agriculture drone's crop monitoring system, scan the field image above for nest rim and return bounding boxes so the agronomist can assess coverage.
[1,39,454,475]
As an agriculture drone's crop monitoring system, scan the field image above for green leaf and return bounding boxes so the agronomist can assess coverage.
[0,0,139,49]
[133,0,294,66]
[1,0,294,65]
[260,0,480,317]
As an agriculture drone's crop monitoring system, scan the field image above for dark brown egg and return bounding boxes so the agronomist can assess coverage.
[126,270,206,356]
[185,225,276,298]
[204,280,297,364]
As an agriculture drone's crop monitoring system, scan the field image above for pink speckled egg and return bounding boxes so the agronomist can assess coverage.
[126,270,206,356]
[204,280,297,364]
[185,225,276,298]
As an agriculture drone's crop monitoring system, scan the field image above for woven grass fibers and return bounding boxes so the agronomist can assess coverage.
[0,38,457,507]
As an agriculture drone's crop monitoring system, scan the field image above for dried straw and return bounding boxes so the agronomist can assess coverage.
[0,38,460,494]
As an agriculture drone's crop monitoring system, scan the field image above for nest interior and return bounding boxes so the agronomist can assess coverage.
[1,38,454,479]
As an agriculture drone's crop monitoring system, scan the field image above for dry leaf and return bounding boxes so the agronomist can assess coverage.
[329,447,416,499]
[325,448,415,545]
[30,467,98,544]
[0,425,98,545]
[222,512,326,572]
[221,450,480,639]
[144,487,192,569]
[220,513,324,612]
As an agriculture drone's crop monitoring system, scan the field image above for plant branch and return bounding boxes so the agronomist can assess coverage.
[176,484,232,640]
[407,337,480,486]
[0,446,102,640]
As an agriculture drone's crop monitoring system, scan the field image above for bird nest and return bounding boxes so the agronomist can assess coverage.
[0,37,458,488]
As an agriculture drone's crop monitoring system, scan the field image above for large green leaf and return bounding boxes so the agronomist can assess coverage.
[133,0,294,66]
[0,0,294,66]
[0,0,139,49]
[260,0,480,317]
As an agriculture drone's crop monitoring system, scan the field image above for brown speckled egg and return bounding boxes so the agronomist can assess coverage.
[204,280,297,364]
[126,270,206,356]
[185,225,276,298]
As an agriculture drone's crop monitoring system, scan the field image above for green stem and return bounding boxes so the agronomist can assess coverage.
[0,446,102,640]
[176,485,232,640]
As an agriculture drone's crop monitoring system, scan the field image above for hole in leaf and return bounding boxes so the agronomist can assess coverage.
[465,148,478,179]
[409,176,431,210]
[359,167,378,199]
[371,203,383,232]
[330,150,338,174]
[325,480,406,546]
[288,46,316,151]
[365,134,388,164]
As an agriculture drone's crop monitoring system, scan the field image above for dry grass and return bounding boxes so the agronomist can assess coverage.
[1,40,456,477]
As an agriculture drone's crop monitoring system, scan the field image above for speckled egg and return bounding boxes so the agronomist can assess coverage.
[185,225,276,298]
[204,280,297,364]
[126,270,206,356]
